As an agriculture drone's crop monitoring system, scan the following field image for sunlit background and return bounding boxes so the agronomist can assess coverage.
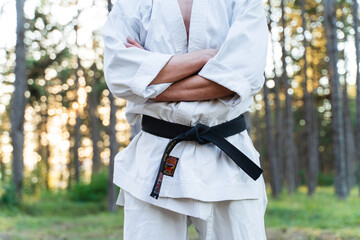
[0,0,132,189]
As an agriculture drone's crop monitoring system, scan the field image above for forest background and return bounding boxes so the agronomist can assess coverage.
[0,0,360,239]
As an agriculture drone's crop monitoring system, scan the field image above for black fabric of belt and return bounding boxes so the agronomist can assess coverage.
[141,114,263,199]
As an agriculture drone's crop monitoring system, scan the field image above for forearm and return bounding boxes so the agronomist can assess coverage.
[124,38,218,86]
[153,75,234,102]
[149,50,214,85]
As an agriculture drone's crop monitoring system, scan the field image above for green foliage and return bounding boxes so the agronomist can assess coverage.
[19,190,105,216]
[291,170,333,187]
[67,170,109,202]
[266,186,360,233]
[298,169,306,186]
[317,172,333,186]
[0,182,19,206]
[0,211,124,240]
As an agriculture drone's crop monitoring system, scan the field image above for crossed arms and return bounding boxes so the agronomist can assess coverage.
[102,0,268,105]
[125,38,234,102]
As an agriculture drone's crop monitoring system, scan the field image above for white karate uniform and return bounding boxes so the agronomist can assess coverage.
[121,190,268,240]
[102,0,269,238]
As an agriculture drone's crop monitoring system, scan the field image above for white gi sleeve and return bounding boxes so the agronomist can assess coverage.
[102,1,174,104]
[198,0,269,106]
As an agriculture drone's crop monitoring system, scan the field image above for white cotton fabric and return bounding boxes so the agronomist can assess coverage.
[120,189,268,240]
[102,0,270,218]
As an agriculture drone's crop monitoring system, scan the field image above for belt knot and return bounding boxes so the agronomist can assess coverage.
[142,114,263,199]
[182,123,210,145]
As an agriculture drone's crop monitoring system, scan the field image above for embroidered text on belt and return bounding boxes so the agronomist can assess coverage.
[141,114,263,199]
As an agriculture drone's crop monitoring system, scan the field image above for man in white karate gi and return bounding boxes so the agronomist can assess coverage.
[102,0,269,239]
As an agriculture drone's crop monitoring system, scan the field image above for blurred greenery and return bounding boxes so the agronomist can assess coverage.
[317,172,335,186]
[68,170,110,202]
[266,186,360,230]
[0,182,18,206]
[298,170,335,187]
[0,186,359,239]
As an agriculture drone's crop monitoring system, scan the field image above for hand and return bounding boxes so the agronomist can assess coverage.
[124,37,145,50]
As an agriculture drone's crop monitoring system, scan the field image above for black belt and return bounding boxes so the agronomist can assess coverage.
[141,114,263,199]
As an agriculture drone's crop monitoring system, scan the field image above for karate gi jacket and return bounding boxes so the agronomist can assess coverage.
[102,0,269,218]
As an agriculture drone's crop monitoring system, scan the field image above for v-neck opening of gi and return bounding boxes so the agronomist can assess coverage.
[175,0,195,48]
[163,0,207,53]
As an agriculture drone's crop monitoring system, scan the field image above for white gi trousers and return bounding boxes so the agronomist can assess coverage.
[118,189,268,240]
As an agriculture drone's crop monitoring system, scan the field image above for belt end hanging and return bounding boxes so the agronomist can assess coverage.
[150,172,164,199]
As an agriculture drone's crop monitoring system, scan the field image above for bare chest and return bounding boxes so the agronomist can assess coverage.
[177,0,193,39]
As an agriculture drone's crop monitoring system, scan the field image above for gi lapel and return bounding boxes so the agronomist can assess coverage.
[162,0,188,54]
[162,0,208,53]
[188,0,208,52]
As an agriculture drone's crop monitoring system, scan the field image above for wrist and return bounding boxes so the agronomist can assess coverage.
[199,49,217,66]
[201,53,210,66]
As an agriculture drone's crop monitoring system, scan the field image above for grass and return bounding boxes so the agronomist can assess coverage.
[265,186,360,239]
[0,186,359,239]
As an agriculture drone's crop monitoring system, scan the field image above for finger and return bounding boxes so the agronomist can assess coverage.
[125,42,141,48]
[125,43,144,50]
[124,43,135,48]
[126,37,137,45]
[132,39,144,49]
[127,38,144,49]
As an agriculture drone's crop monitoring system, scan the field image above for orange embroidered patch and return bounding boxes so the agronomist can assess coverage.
[163,156,179,177]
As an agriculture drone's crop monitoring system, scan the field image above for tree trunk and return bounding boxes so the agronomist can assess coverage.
[106,0,118,212]
[11,0,27,200]
[264,78,280,197]
[301,0,318,195]
[274,78,284,189]
[340,0,356,191]
[73,22,82,184]
[253,105,262,155]
[323,0,348,198]
[244,111,252,133]
[343,73,356,190]
[265,0,281,198]
[281,0,297,193]
[0,153,5,182]
[40,110,50,190]
[74,111,81,183]
[107,93,118,212]
[44,141,50,190]
[88,73,101,174]
[311,57,320,181]
[67,123,74,190]
[353,0,360,196]
[312,92,320,179]
[73,54,82,183]
[272,1,285,190]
